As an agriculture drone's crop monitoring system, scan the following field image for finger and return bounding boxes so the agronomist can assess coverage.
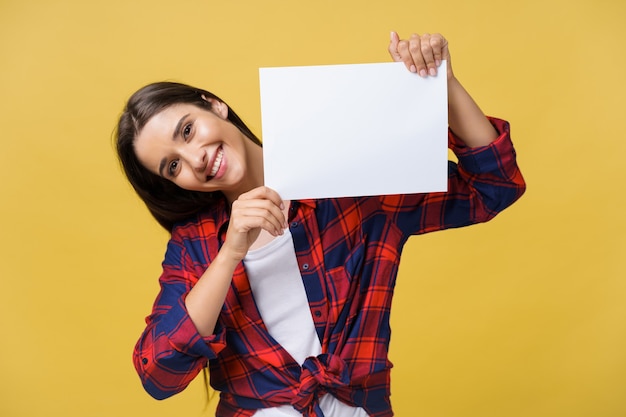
[396,37,418,73]
[248,186,286,227]
[239,186,284,209]
[429,34,444,68]
[237,210,285,236]
[407,34,428,76]
[416,33,438,77]
[229,211,283,238]
[388,31,402,62]
[231,198,286,233]
[435,34,452,78]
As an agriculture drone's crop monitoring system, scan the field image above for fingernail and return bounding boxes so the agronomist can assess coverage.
[435,59,441,67]
[419,69,427,77]
[410,64,417,73]
[429,68,437,76]
[280,202,285,210]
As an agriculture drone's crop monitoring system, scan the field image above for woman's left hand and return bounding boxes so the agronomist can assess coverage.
[388,32,497,147]
[388,32,453,80]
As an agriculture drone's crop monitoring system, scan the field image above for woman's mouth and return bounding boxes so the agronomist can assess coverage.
[207,146,224,179]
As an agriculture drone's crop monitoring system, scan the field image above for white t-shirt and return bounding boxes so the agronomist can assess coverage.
[244,230,368,417]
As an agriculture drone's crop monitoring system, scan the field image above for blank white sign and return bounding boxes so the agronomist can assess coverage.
[259,61,448,200]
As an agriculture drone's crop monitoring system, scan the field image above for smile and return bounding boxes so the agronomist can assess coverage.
[207,146,224,179]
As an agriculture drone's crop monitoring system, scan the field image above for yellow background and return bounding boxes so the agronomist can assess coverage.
[1,0,625,416]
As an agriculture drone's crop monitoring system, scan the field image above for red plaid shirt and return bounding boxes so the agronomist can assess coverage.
[133,117,525,416]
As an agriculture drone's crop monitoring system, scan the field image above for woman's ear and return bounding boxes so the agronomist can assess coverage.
[201,95,229,119]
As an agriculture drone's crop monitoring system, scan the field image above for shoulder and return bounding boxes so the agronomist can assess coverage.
[165,200,229,265]
[170,199,229,240]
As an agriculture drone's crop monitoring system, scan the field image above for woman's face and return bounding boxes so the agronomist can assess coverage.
[134,101,255,197]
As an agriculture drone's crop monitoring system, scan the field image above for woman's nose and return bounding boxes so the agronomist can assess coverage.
[181,147,207,172]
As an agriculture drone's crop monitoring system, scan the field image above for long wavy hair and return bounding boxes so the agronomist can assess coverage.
[115,82,262,231]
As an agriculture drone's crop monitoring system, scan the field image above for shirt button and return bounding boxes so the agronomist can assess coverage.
[314,311,322,317]
[291,221,299,228]
[142,358,148,365]
[302,263,309,270]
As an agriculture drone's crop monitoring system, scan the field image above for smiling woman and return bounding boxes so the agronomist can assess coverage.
[116,82,262,231]
[133,100,262,201]
[114,32,525,417]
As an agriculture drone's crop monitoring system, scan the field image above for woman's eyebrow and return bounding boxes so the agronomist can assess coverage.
[158,113,191,177]
[172,113,191,140]
[158,158,167,178]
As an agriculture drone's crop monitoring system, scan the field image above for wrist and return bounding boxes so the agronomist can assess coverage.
[447,73,460,88]
[215,246,244,270]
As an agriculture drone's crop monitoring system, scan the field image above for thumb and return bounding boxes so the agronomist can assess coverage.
[388,31,402,62]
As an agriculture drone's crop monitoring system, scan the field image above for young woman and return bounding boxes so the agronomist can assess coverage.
[116,32,525,417]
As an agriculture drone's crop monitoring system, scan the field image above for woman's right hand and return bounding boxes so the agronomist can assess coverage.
[222,186,287,261]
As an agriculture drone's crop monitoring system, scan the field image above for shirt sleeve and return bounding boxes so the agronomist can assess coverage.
[380,117,526,236]
[132,237,227,400]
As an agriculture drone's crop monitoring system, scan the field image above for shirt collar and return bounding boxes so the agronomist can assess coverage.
[297,199,316,208]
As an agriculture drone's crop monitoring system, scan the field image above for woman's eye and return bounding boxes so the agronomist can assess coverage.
[168,160,179,176]
[183,123,192,140]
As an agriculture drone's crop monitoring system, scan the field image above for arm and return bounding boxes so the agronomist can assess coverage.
[380,117,525,235]
[134,186,287,399]
[382,32,525,234]
[133,245,226,400]
[445,117,525,223]
[185,186,286,336]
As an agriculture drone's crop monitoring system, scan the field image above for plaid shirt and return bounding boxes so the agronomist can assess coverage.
[133,117,525,416]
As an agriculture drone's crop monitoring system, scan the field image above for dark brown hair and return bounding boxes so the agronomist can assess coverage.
[115,82,261,231]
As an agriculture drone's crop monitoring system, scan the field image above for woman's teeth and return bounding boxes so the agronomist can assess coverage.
[209,148,223,177]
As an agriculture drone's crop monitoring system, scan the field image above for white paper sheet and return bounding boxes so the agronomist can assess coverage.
[259,61,448,200]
